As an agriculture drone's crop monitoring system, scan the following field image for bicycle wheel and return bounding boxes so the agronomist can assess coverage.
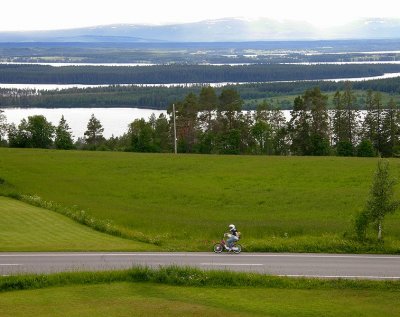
[213,243,223,253]
[233,244,242,254]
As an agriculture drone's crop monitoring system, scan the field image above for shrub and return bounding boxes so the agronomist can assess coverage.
[336,140,354,157]
[357,139,375,157]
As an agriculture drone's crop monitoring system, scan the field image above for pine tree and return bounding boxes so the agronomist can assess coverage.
[289,95,312,155]
[332,84,360,156]
[55,115,74,149]
[198,86,218,132]
[174,92,199,153]
[380,99,400,157]
[154,114,172,153]
[218,88,243,130]
[84,114,104,149]
[363,91,385,155]
[289,88,330,156]
[342,82,359,146]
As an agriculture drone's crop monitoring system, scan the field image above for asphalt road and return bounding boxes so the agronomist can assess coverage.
[1,252,400,280]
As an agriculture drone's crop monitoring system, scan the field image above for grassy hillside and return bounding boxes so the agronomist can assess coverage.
[1,148,400,252]
[0,196,156,251]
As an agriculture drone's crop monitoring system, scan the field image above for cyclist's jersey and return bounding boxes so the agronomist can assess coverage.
[230,228,238,237]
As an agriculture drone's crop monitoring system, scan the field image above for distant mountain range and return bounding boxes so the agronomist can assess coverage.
[1,18,400,42]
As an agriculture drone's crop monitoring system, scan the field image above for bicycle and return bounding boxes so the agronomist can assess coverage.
[213,236,242,254]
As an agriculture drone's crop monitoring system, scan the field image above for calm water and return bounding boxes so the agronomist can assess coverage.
[1,72,400,91]
[3,108,166,139]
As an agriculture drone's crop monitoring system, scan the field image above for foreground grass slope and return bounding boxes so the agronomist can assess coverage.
[1,268,400,317]
[2,282,400,317]
[0,196,155,251]
[1,148,399,251]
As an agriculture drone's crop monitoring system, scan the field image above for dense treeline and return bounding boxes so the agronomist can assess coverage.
[0,85,198,110]
[1,77,400,110]
[2,85,400,157]
[1,64,400,84]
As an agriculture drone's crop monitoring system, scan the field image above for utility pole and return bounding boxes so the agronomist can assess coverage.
[173,103,177,154]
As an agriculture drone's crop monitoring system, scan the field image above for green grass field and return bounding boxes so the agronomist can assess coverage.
[1,148,400,252]
[2,282,399,317]
[0,196,156,251]
[1,267,399,317]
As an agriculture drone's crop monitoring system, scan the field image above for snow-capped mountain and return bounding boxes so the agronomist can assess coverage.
[0,17,399,42]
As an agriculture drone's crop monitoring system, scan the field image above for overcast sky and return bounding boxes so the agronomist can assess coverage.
[1,0,399,31]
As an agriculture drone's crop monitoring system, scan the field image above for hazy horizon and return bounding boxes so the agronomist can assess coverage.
[1,0,399,32]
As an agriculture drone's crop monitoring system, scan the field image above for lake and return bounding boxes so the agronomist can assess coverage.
[1,72,400,91]
[3,108,166,139]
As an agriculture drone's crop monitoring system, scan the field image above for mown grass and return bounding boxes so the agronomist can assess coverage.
[1,148,400,252]
[0,267,399,317]
[1,283,400,317]
[0,196,157,251]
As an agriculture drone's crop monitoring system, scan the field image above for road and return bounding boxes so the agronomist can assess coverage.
[1,252,400,280]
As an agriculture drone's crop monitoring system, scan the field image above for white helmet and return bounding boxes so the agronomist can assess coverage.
[229,224,235,230]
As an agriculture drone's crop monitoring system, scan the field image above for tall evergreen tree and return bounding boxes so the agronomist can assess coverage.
[289,95,312,155]
[342,82,359,146]
[84,114,104,148]
[381,99,400,157]
[289,88,330,156]
[173,92,199,153]
[305,87,330,155]
[198,86,218,131]
[153,113,172,153]
[332,91,346,150]
[363,90,375,141]
[215,89,244,154]
[363,90,385,155]
[332,84,360,156]
[218,88,243,130]
[55,115,74,149]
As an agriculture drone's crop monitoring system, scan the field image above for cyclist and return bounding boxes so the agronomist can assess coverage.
[225,224,240,249]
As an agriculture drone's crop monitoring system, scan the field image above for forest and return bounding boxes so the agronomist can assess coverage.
[1,63,400,84]
[2,85,399,158]
[1,77,400,110]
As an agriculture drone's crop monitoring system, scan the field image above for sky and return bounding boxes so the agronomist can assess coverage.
[1,0,399,31]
